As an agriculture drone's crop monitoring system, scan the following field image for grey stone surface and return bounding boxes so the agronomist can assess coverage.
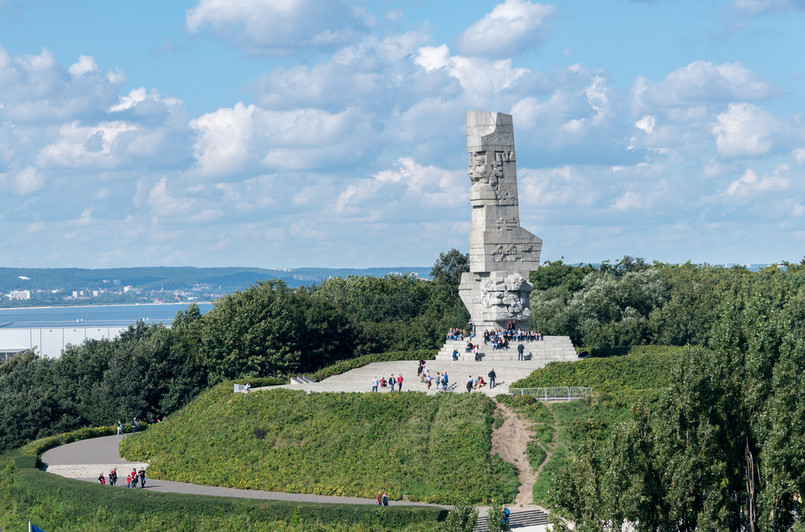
[459,111,542,331]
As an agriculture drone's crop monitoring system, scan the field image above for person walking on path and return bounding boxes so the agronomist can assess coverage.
[117,419,123,435]
[397,374,404,392]
[442,371,449,391]
[371,376,379,392]
[517,343,524,360]
[109,468,117,486]
[389,374,396,392]
[138,467,147,488]
[466,375,474,393]
[376,491,383,505]
[382,492,389,506]
[488,369,497,389]
[131,417,138,433]
[131,468,138,488]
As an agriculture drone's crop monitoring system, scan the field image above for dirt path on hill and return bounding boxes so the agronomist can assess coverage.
[491,401,540,507]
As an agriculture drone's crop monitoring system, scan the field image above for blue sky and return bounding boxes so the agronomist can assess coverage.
[1,0,804,269]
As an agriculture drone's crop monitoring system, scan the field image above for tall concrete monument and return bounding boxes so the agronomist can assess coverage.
[458,111,542,331]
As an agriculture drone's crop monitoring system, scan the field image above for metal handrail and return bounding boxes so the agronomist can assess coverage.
[508,386,592,401]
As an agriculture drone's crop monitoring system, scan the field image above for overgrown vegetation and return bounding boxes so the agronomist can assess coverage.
[538,262,805,531]
[120,384,517,505]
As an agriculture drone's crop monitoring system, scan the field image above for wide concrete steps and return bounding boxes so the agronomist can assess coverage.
[436,336,577,362]
[474,509,549,531]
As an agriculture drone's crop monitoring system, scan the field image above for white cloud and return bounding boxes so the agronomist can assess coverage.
[723,167,790,201]
[336,157,464,215]
[794,147,805,164]
[13,166,44,194]
[185,0,369,54]
[713,102,777,159]
[68,55,98,78]
[455,0,556,58]
[415,45,529,94]
[189,103,255,177]
[635,115,656,134]
[632,61,775,118]
[189,104,367,177]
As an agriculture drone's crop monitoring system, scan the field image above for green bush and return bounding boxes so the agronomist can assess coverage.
[526,442,547,470]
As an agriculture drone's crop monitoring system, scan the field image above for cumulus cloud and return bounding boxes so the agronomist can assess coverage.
[189,104,369,177]
[455,0,556,58]
[632,61,776,119]
[185,0,370,54]
[415,45,530,94]
[723,167,789,201]
[336,157,464,218]
[712,102,778,159]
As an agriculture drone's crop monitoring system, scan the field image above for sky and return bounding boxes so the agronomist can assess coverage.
[1,0,804,269]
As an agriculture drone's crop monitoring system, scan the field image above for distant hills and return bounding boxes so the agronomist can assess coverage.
[0,266,432,294]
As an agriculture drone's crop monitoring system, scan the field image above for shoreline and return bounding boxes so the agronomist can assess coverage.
[0,301,214,312]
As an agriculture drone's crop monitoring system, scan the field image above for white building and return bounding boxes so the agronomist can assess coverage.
[6,290,31,300]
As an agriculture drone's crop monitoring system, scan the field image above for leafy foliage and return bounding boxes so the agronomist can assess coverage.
[435,499,477,532]
[547,270,805,530]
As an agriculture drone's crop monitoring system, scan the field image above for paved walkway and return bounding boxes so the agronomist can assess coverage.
[40,434,444,507]
[270,358,554,397]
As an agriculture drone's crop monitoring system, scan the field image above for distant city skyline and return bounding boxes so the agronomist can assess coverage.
[1,0,804,268]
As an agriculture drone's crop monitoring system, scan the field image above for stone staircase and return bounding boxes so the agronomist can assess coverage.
[474,509,549,531]
[436,336,577,362]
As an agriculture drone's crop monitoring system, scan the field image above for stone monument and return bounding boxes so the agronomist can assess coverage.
[458,111,542,331]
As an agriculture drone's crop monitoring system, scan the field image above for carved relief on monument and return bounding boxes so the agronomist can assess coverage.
[478,271,532,321]
[491,243,541,263]
[467,150,517,206]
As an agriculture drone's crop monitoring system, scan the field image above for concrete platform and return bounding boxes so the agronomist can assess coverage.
[270,357,573,397]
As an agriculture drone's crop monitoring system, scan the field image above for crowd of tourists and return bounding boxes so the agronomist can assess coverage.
[483,327,543,350]
[98,466,147,488]
[369,360,497,393]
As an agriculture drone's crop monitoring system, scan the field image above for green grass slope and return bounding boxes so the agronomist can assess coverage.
[511,345,682,395]
[505,346,687,507]
[121,384,518,505]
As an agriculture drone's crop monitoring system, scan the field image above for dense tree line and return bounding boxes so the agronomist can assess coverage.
[0,251,469,453]
[529,257,805,349]
[541,260,805,530]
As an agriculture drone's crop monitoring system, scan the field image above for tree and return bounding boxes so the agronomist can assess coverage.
[200,280,356,382]
[437,500,478,532]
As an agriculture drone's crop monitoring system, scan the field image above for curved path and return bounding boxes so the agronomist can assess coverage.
[40,434,444,507]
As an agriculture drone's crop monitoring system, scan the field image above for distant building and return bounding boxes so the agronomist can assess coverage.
[7,290,31,300]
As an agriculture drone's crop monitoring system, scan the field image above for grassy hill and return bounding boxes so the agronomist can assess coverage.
[505,345,686,507]
[120,384,519,505]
